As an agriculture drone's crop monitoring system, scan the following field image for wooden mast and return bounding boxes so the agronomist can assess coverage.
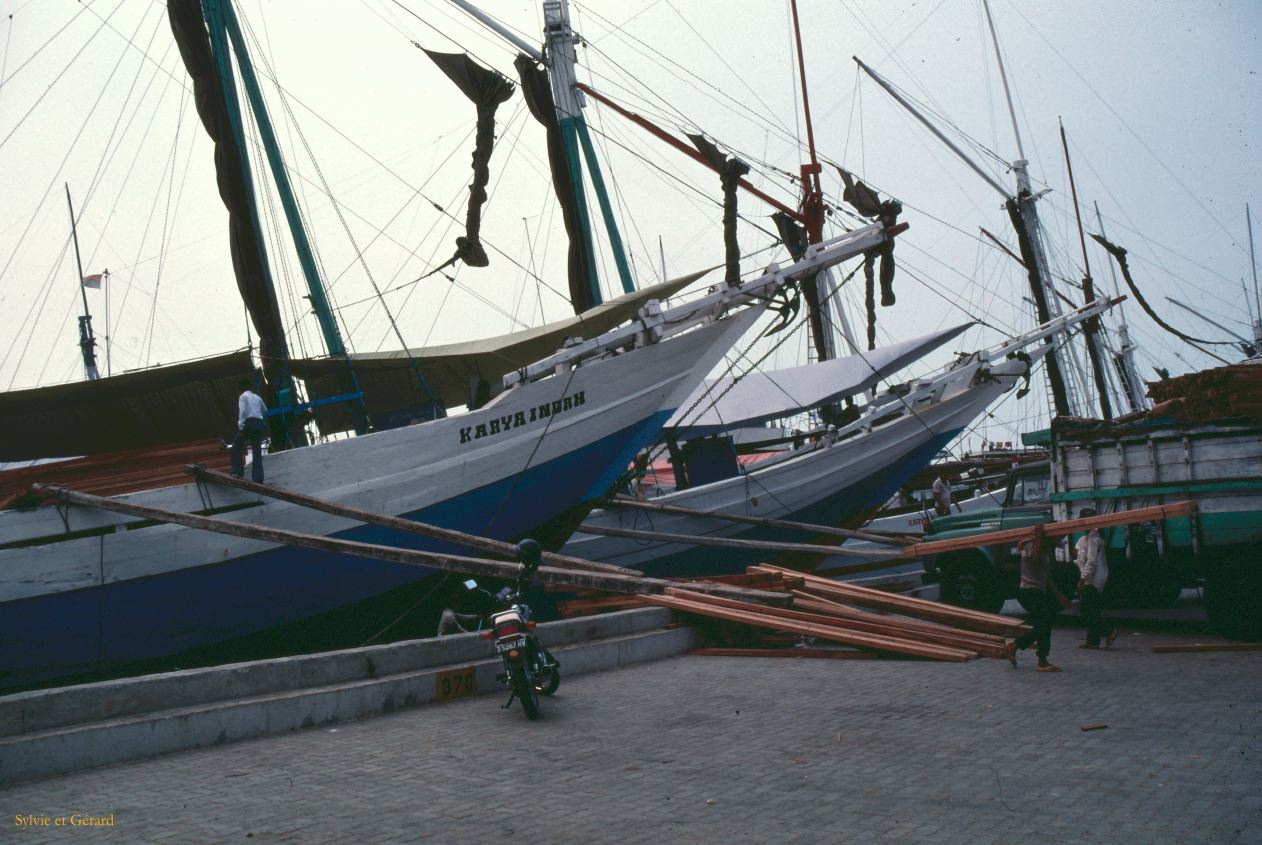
[1059,120,1114,419]
[788,0,838,365]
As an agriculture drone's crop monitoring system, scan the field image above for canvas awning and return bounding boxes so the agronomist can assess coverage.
[0,350,254,461]
[668,322,974,435]
[297,270,713,434]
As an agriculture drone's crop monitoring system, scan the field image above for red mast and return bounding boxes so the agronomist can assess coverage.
[790,0,825,244]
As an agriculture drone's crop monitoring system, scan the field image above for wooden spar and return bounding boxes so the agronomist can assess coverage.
[663,587,1005,659]
[32,484,792,606]
[187,465,636,577]
[606,495,917,547]
[575,522,905,559]
[901,500,1197,558]
[640,591,975,661]
[752,564,1028,636]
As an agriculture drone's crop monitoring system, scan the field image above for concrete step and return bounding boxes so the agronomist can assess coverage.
[0,609,694,785]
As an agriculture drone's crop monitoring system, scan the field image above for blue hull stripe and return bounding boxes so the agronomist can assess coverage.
[0,411,671,690]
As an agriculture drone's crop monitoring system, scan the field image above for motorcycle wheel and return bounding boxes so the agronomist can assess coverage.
[511,667,540,720]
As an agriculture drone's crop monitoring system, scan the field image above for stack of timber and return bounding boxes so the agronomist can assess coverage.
[1146,363,1262,423]
[557,567,1028,663]
[0,438,231,510]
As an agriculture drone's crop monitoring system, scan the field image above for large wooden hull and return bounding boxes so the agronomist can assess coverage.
[0,311,756,690]
[563,365,1023,577]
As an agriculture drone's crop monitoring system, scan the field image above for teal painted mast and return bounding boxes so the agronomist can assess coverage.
[217,0,346,357]
[574,117,634,295]
[199,0,293,370]
[542,0,634,302]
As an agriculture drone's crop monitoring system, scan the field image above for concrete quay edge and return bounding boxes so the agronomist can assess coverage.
[0,609,695,785]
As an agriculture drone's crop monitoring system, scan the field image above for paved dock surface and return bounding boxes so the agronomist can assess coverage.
[4,626,1259,844]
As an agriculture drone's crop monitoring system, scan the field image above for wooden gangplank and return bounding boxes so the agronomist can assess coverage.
[32,484,790,606]
[187,465,634,577]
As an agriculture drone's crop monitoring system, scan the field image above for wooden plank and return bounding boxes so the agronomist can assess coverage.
[576,522,904,559]
[607,495,917,546]
[670,572,806,591]
[33,484,789,605]
[790,592,1018,653]
[1151,643,1262,654]
[751,564,1028,636]
[663,588,1008,659]
[189,465,635,577]
[901,500,1197,558]
[688,648,876,660]
[641,591,976,661]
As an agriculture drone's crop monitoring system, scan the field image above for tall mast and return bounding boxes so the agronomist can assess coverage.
[219,0,345,358]
[788,0,838,363]
[447,0,635,303]
[1059,119,1113,419]
[854,54,1075,417]
[64,184,99,381]
[542,0,633,301]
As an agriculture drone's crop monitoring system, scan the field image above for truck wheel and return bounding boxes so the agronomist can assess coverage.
[1204,553,1262,641]
[941,554,1005,615]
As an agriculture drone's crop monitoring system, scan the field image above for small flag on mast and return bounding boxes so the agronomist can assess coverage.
[82,273,103,289]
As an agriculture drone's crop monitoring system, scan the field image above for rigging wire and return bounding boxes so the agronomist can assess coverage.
[142,81,191,368]
[0,0,92,94]
[1000,0,1251,265]
[0,0,124,154]
[1,2,152,387]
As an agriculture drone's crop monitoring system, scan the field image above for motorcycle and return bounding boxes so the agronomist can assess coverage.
[471,539,560,720]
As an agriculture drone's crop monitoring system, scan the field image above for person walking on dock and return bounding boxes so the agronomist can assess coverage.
[1074,508,1118,649]
[1010,525,1072,672]
[231,379,268,483]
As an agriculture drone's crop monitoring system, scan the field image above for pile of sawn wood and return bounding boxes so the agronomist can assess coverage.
[555,564,1029,663]
[1147,363,1262,423]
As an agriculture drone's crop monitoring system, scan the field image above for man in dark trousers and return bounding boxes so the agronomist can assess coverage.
[231,379,268,482]
[1009,525,1073,672]
[1075,508,1119,649]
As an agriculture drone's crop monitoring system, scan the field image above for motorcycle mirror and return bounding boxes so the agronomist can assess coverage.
[463,579,478,590]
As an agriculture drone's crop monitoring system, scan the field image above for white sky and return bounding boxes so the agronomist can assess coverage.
[1,0,1259,447]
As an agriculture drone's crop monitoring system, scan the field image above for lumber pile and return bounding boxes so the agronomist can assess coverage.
[557,565,1030,663]
[1146,363,1262,423]
[0,438,231,509]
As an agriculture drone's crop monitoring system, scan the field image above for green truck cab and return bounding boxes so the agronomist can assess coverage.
[922,417,1262,640]
[921,461,1067,614]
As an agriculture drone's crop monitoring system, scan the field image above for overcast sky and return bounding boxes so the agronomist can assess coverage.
[1,0,1258,444]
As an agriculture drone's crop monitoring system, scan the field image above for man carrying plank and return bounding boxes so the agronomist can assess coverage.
[1011,526,1073,672]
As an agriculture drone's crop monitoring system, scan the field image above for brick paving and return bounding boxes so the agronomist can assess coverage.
[3,625,1260,844]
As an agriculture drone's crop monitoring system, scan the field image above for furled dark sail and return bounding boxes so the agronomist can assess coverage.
[424,50,514,269]
[688,134,751,286]
[515,54,595,314]
[167,0,287,391]
[1007,198,1070,416]
[837,167,901,350]
[1090,234,1230,348]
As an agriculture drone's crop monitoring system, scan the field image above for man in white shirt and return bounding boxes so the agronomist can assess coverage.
[231,379,268,482]
[932,475,958,517]
[1075,507,1118,649]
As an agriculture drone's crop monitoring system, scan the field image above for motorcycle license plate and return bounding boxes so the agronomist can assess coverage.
[496,636,528,654]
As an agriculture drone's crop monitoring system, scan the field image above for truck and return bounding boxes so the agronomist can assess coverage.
[922,416,1262,640]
